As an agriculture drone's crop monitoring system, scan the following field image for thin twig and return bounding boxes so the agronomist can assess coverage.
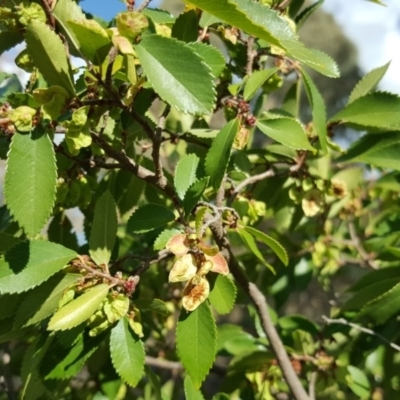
[153,105,170,181]
[246,36,256,76]
[322,316,400,352]
[227,169,275,206]
[309,371,317,400]
[216,176,227,207]
[289,151,308,173]
[137,0,152,12]
[209,219,310,400]
[145,356,182,370]
[40,0,56,29]
[76,255,126,286]
[90,131,187,228]
[348,221,378,269]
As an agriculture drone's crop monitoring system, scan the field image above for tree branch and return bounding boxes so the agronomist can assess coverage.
[145,356,182,371]
[137,0,152,12]
[209,219,310,400]
[40,0,56,29]
[246,36,256,76]
[322,316,400,352]
[227,169,275,206]
[153,105,170,181]
[348,221,378,269]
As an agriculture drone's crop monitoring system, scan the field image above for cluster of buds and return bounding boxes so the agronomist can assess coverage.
[0,102,15,136]
[224,97,256,127]
[167,233,229,311]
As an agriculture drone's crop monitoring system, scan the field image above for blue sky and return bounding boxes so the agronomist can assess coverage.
[81,0,161,20]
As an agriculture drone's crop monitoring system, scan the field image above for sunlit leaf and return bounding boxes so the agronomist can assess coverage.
[5,129,57,237]
[110,317,145,387]
[176,302,217,388]
[48,284,109,331]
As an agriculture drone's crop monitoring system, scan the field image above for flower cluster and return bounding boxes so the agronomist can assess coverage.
[166,233,229,311]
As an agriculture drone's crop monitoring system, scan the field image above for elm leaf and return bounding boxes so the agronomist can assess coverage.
[301,69,327,152]
[48,284,109,331]
[174,154,200,200]
[205,119,240,189]
[176,302,217,388]
[256,117,315,152]
[348,62,390,104]
[0,241,77,294]
[136,35,215,115]
[25,19,75,96]
[110,317,145,387]
[89,191,118,267]
[209,275,236,315]
[127,204,175,233]
[5,129,57,238]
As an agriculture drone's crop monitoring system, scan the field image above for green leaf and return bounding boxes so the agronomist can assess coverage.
[330,92,400,130]
[171,10,199,43]
[278,315,319,336]
[295,0,323,29]
[256,117,315,152]
[236,227,275,273]
[135,34,215,115]
[14,273,80,328]
[0,241,77,294]
[243,68,279,101]
[176,302,217,388]
[208,275,236,315]
[187,0,339,77]
[89,191,118,267]
[25,19,75,96]
[0,293,23,321]
[349,267,400,292]
[5,129,57,237]
[0,31,23,56]
[348,62,390,104]
[301,69,327,152]
[154,228,182,251]
[134,298,170,317]
[67,19,112,64]
[48,283,109,331]
[243,226,288,266]
[142,8,176,25]
[53,0,86,56]
[183,177,209,216]
[0,232,20,254]
[229,349,273,373]
[128,204,175,233]
[41,331,103,379]
[174,154,200,200]
[358,281,400,324]
[184,375,205,400]
[205,119,240,189]
[0,317,31,345]
[20,337,51,400]
[347,366,371,399]
[343,277,400,312]
[336,132,400,171]
[187,42,226,77]
[110,316,145,387]
[47,212,79,252]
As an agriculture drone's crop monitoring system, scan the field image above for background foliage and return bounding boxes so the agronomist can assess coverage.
[0,0,398,399]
